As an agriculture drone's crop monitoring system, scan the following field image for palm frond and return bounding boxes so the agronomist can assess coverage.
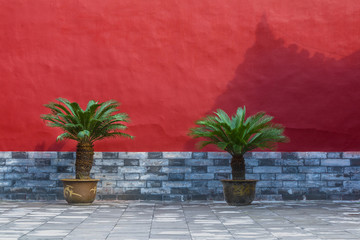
[41,98,134,144]
[56,98,76,116]
[56,133,77,141]
[189,107,288,156]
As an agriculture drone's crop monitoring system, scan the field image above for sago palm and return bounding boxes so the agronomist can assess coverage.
[189,107,288,180]
[41,98,133,179]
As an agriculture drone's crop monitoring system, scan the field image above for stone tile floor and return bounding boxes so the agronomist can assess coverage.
[0,200,359,240]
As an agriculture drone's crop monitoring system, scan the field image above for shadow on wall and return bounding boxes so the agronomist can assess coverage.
[35,141,65,152]
[211,16,360,151]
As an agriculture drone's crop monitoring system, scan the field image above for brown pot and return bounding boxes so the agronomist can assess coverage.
[61,179,99,205]
[221,179,258,206]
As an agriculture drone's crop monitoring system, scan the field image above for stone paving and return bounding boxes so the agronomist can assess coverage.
[0,201,359,240]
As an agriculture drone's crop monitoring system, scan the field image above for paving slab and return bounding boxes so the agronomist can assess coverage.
[0,200,357,239]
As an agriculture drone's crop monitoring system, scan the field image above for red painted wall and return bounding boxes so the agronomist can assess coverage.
[0,0,359,152]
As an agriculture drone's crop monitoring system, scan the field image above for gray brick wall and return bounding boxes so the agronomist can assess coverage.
[0,151,359,201]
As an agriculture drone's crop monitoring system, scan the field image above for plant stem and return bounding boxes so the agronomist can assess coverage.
[75,142,94,179]
[231,155,245,180]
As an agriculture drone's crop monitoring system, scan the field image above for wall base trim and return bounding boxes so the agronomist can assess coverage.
[0,151,359,201]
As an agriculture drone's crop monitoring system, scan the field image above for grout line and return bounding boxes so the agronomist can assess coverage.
[19,202,70,238]
[105,203,128,240]
[181,203,193,240]
[148,202,156,239]
[59,203,99,239]
[209,203,237,240]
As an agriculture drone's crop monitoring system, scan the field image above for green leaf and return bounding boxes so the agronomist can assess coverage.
[56,98,76,116]
[77,130,90,139]
[56,133,76,141]
[188,106,288,155]
[42,99,134,144]
[216,142,228,150]
[85,100,97,111]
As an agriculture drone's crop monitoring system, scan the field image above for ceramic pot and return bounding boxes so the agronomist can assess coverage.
[61,179,99,205]
[221,179,257,206]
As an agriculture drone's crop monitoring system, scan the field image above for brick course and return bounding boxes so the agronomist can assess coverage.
[0,151,359,201]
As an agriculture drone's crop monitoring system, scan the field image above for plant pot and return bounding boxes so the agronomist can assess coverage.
[221,179,258,206]
[61,179,99,205]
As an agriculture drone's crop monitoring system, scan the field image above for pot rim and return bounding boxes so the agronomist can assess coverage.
[220,179,258,182]
[61,179,100,182]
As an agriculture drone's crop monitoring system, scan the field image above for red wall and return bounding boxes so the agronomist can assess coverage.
[0,0,359,152]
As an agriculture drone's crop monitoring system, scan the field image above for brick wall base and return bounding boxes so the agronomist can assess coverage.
[0,151,359,201]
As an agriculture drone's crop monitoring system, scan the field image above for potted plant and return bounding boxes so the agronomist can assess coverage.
[41,98,133,204]
[189,107,288,205]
